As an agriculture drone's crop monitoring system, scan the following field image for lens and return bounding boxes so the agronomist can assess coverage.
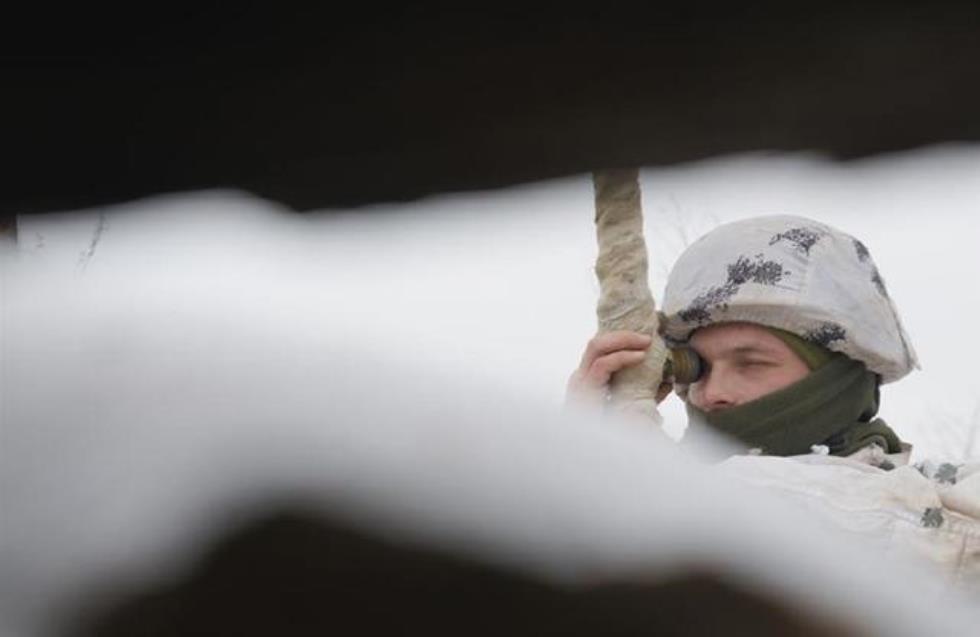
[667,347,703,384]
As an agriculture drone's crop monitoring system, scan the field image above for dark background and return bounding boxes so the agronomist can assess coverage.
[3,3,980,224]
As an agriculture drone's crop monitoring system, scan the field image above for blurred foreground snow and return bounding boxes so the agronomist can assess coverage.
[2,147,980,635]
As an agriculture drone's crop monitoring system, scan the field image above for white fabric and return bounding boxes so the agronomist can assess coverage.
[661,215,919,382]
[716,447,980,593]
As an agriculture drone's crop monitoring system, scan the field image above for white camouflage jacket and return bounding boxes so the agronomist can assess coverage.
[718,443,980,593]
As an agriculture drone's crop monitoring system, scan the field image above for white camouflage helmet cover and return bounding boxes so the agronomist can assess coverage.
[661,215,919,383]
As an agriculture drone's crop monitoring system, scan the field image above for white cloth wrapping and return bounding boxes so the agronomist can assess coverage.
[717,447,980,593]
[661,215,919,383]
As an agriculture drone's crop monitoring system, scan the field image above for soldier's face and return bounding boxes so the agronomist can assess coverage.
[685,322,810,412]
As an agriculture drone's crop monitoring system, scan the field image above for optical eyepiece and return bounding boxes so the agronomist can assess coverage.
[665,347,703,384]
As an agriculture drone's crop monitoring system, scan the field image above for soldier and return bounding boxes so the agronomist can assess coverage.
[567,215,980,587]
[569,214,916,462]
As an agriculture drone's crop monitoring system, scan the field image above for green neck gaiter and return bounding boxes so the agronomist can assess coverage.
[685,354,903,457]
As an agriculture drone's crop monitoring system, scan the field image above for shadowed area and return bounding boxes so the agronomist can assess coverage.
[66,507,858,637]
[3,4,980,221]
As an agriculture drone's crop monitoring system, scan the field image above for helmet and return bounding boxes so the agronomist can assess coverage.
[661,215,919,383]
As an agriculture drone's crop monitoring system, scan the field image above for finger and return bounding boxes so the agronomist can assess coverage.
[578,331,652,370]
[582,349,648,387]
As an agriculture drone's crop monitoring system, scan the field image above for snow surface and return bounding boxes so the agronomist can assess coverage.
[3,145,979,636]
